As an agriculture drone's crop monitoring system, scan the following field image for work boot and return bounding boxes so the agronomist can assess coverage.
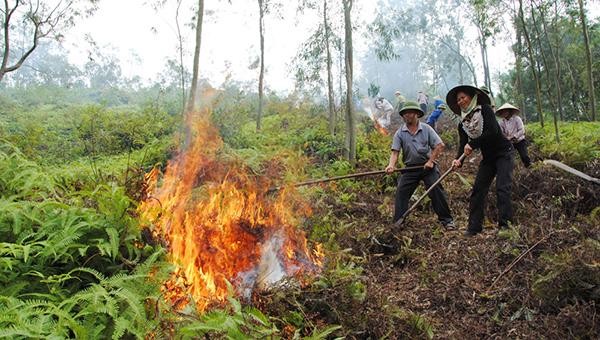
[442,221,456,230]
[463,229,480,237]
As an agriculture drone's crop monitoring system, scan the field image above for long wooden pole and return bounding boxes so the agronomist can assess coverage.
[268,165,424,193]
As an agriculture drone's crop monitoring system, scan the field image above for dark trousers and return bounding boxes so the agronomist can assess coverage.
[468,153,514,231]
[513,139,531,167]
[393,167,453,224]
[420,103,427,115]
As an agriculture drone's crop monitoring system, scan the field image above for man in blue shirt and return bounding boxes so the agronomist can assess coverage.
[426,103,447,131]
[385,101,455,229]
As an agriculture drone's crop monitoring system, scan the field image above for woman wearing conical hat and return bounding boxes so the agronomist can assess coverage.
[496,103,531,168]
[447,85,514,237]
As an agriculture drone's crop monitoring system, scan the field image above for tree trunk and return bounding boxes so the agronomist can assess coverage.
[342,0,355,164]
[186,0,204,113]
[477,32,491,90]
[175,0,187,115]
[577,0,596,121]
[519,0,544,127]
[257,0,265,131]
[438,37,477,85]
[338,44,344,117]
[565,61,583,121]
[457,39,464,84]
[0,2,41,83]
[535,3,561,141]
[531,3,560,143]
[324,0,336,136]
[548,0,564,121]
[514,17,527,123]
[530,7,557,117]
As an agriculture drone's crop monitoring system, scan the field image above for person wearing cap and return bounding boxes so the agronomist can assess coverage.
[426,102,447,131]
[447,85,514,236]
[496,103,531,168]
[394,90,406,112]
[385,101,455,229]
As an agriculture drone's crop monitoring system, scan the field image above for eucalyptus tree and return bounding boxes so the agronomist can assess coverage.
[535,0,564,139]
[342,0,355,164]
[528,4,560,118]
[83,46,124,89]
[517,0,544,126]
[436,11,479,87]
[468,0,502,91]
[0,0,99,83]
[511,5,526,122]
[503,0,599,124]
[149,0,190,115]
[366,0,479,95]
[186,0,205,113]
[294,0,341,135]
[576,0,596,121]
[256,0,266,130]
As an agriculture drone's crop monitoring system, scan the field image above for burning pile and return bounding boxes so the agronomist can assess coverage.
[138,111,323,312]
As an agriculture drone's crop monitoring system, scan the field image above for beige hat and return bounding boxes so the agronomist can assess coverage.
[496,103,520,116]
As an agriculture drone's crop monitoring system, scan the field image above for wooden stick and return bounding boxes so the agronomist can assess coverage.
[486,231,554,294]
[268,165,424,193]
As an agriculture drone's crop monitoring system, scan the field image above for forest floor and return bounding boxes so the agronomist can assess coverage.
[261,144,600,339]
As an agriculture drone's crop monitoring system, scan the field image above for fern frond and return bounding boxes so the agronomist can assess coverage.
[111,287,145,320]
[111,317,131,340]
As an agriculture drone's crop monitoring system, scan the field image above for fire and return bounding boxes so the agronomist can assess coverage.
[373,121,390,136]
[138,110,322,312]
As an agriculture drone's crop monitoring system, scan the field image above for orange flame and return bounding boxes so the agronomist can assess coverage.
[373,121,390,136]
[138,111,322,312]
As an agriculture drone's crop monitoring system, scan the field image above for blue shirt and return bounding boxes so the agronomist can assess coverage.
[426,109,443,124]
[391,122,443,166]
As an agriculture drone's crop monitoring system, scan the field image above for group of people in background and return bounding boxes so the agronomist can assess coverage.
[385,85,532,237]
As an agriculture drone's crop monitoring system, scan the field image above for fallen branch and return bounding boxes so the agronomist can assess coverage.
[543,159,600,185]
[486,231,555,294]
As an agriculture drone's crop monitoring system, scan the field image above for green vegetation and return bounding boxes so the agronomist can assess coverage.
[528,121,600,166]
[0,144,169,338]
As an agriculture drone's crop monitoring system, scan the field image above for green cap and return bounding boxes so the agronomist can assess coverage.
[398,101,424,117]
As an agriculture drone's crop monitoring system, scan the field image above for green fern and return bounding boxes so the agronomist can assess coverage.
[179,293,279,339]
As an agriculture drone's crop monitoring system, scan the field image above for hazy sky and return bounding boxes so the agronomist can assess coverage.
[62,0,599,93]
[64,0,347,91]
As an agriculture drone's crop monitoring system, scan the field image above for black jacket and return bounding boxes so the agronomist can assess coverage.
[456,104,513,162]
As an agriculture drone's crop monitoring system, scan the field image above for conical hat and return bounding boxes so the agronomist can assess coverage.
[496,103,520,116]
[445,85,491,115]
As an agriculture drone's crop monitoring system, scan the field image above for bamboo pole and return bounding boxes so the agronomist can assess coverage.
[268,165,424,193]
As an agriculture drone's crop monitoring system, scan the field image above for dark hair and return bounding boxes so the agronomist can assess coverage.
[456,87,476,98]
